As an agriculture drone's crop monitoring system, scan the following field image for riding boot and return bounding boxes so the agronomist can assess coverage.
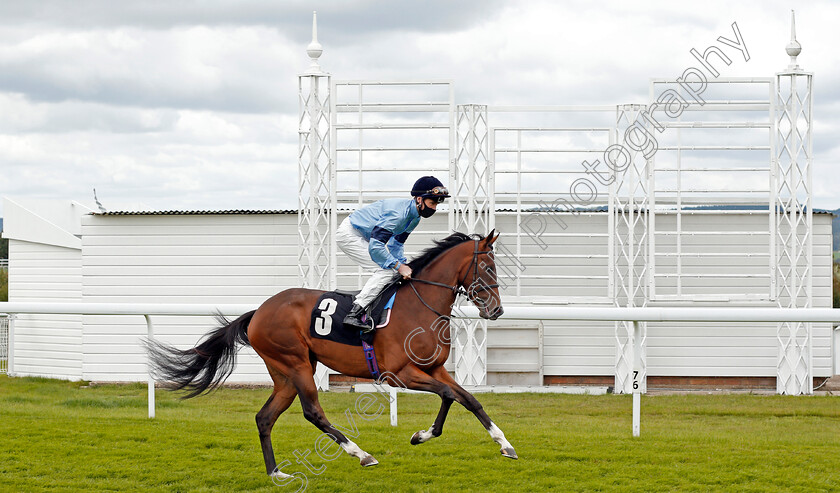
[343,303,372,332]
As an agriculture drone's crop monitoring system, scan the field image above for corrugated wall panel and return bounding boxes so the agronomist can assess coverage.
[505,213,833,379]
[541,320,615,375]
[73,211,833,383]
[8,240,83,380]
[80,214,296,383]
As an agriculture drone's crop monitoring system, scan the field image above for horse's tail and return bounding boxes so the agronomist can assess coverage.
[143,310,255,399]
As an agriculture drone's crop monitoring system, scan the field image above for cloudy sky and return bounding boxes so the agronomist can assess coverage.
[1,0,837,216]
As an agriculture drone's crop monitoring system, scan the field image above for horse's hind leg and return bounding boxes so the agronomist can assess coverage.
[292,371,378,467]
[257,374,298,477]
[429,366,518,459]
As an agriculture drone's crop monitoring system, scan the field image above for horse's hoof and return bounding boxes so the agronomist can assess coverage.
[269,469,292,479]
[501,447,518,459]
[360,454,378,467]
[410,431,422,445]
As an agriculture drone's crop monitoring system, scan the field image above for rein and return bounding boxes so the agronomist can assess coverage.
[407,239,499,319]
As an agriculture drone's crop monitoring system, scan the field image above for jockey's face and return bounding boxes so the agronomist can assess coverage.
[415,197,439,211]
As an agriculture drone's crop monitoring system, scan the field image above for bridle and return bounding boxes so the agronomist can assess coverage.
[407,239,499,320]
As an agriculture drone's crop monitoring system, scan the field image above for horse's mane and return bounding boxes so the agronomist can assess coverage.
[407,231,484,275]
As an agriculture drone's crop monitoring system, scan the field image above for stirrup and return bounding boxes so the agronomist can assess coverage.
[343,316,368,331]
[343,304,370,331]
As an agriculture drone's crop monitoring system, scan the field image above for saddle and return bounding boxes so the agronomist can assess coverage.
[308,279,401,347]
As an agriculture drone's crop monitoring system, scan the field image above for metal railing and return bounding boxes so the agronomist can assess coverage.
[1,301,839,436]
[0,302,255,418]
[0,315,8,374]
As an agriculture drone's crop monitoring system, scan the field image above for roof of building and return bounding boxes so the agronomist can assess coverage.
[93,209,298,215]
[91,208,836,216]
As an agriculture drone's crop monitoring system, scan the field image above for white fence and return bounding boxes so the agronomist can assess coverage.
[0,315,8,374]
[0,302,254,418]
[1,301,839,435]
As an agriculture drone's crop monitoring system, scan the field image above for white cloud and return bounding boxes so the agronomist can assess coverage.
[0,0,838,217]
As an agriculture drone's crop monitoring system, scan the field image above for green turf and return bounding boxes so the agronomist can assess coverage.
[1,375,839,492]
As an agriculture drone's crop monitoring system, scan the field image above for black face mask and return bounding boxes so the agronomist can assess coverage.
[418,201,436,218]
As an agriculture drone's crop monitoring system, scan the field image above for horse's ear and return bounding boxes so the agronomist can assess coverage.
[485,229,499,247]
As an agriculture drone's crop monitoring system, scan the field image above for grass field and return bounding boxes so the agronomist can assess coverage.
[1,376,839,492]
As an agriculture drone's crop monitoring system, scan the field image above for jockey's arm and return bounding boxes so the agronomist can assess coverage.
[368,227,401,270]
[387,231,409,264]
[366,207,418,270]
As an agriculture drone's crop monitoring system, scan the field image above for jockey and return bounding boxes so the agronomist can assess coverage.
[336,176,450,333]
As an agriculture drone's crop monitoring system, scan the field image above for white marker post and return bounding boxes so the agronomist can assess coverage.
[390,387,398,426]
[632,320,641,437]
[7,314,15,377]
[144,315,155,419]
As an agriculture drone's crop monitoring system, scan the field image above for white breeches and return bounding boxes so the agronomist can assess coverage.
[336,217,396,308]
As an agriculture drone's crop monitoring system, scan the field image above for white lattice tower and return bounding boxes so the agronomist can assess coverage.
[774,11,813,395]
[451,104,493,386]
[610,104,651,394]
[297,12,333,390]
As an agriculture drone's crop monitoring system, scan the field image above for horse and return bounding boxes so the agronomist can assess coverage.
[144,229,516,479]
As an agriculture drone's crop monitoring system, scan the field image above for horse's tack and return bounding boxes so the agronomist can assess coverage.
[408,239,499,319]
[361,340,380,380]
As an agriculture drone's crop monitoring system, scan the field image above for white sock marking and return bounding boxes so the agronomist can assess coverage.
[488,422,513,450]
[340,440,368,459]
[416,424,435,443]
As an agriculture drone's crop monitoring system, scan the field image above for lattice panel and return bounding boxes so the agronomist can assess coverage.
[451,105,491,386]
[774,71,813,394]
[453,104,493,235]
[611,104,651,394]
[454,315,487,386]
[298,73,333,391]
[298,74,333,291]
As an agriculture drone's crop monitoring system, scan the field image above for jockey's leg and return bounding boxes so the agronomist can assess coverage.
[336,217,392,332]
[344,268,393,332]
[355,268,395,308]
[336,218,375,265]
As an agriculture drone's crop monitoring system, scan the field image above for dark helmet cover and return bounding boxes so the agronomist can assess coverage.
[411,176,450,200]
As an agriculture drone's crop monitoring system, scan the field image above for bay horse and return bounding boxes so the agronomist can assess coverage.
[145,230,517,479]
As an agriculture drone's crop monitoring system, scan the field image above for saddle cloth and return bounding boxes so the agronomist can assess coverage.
[308,281,400,346]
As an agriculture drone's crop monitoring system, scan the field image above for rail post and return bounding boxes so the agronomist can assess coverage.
[389,387,398,427]
[632,319,642,437]
[7,314,15,377]
[144,315,155,419]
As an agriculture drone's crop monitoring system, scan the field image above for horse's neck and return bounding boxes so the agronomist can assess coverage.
[411,246,467,312]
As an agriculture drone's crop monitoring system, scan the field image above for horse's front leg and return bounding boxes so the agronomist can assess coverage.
[390,365,457,445]
[411,395,453,445]
[429,366,518,459]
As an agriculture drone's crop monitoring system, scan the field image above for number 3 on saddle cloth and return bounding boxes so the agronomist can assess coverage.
[308,281,401,379]
[309,283,399,345]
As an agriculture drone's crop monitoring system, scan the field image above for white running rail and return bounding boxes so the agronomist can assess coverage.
[0,302,255,419]
[1,302,839,435]
[0,315,8,374]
